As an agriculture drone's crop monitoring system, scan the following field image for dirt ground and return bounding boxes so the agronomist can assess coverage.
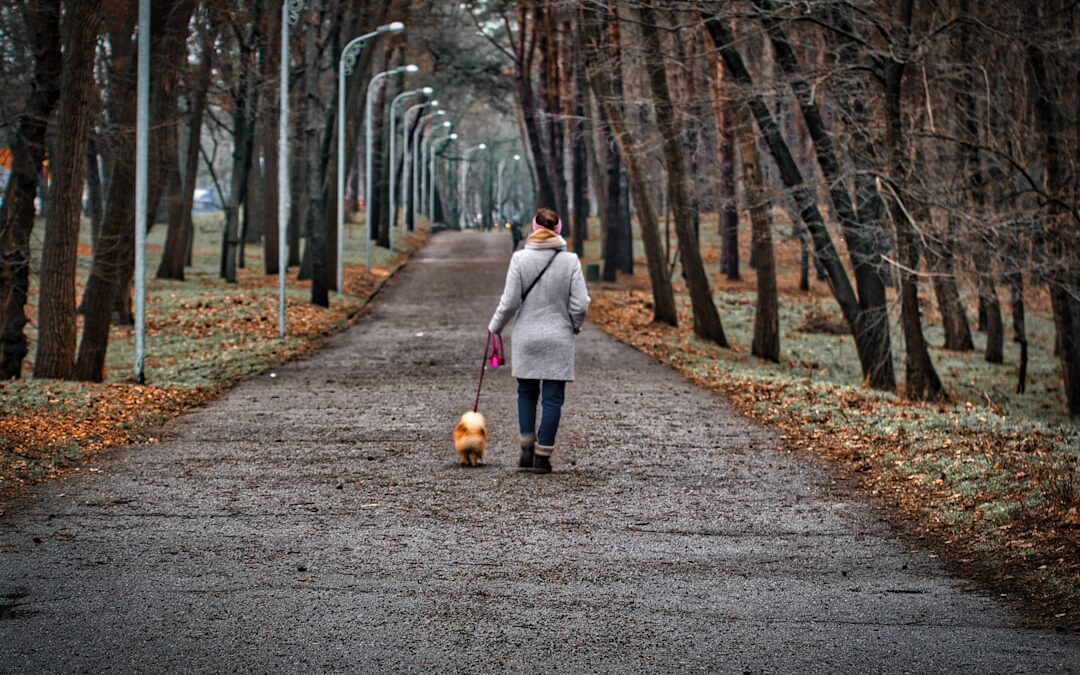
[1,231,1077,673]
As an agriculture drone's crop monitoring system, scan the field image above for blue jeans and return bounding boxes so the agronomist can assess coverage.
[517,379,566,447]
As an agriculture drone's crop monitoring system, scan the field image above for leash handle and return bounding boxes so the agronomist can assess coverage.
[489,334,504,369]
[473,331,494,413]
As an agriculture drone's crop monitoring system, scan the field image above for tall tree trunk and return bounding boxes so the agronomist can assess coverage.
[928,215,974,350]
[0,0,62,379]
[589,2,626,282]
[711,52,738,280]
[220,11,260,284]
[244,160,263,245]
[112,0,196,323]
[263,110,281,275]
[880,0,943,401]
[979,272,1004,363]
[34,0,103,379]
[706,15,896,386]
[954,0,1002,364]
[158,27,212,281]
[570,20,589,256]
[733,103,779,362]
[583,89,608,236]
[514,5,559,211]
[581,2,676,326]
[288,83,305,269]
[537,2,567,219]
[302,0,329,307]
[370,52,394,249]
[262,7,280,275]
[756,1,896,389]
[73,5,145,380]
[638,4,726,346]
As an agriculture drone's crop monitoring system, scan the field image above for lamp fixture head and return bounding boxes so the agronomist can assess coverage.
[421,87,434,95]
[513,154,521,160]
[441,120,451,128]
[478,143,487,150]
[449,133,459,140]
[378,21,405,34]
[404,64,419,73]
[436,110,447,116]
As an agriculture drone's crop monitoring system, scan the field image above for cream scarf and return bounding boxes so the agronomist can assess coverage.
[525,227,567,250]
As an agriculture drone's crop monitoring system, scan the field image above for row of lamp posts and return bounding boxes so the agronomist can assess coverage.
[131,1,512,381]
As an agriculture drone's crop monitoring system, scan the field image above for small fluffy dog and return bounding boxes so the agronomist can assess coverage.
[453,411,488,467]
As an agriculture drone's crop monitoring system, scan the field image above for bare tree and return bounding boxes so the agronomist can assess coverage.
[34,0,104,379]
[0,0,62,378]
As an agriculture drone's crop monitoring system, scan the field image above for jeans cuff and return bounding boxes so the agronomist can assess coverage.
[520,433,536,449]
[534,444,554,457]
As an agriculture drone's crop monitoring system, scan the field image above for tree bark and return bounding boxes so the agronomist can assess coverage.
[261,7,280,275]
[1007,262,1028,394]
[537,1,567,219]
[928,215,974,350]
[0,0,62,379]
[513,4,559,212]
[954,0,1002,365]
[979,272,1004,363]
[570,19,589,256]
[707,17,875,358]
[756,1,896,389]
[733,102,779,362]
[302,0,329,307]
[34,0,103,379]
[880,0,944,401]
[112,0,196,323]
[220,5,261,284]
[158,24,213,281]
[581,2,676,327]
[711,53,738,280]
[639,4,726,346]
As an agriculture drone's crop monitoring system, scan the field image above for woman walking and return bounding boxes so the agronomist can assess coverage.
[488,208,590,473]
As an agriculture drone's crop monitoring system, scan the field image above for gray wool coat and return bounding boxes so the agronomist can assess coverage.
[488,239,591,381]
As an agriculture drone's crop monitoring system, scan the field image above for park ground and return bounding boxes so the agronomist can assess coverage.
[1,209,1078,632]
[1,229,1078,673]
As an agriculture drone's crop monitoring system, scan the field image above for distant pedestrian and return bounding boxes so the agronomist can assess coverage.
[488,208,590,473]
[509,218,524,252]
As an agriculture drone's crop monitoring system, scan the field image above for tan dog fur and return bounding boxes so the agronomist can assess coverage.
[453,411,488,467]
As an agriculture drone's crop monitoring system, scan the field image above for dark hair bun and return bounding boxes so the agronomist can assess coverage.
[534,207,560,229]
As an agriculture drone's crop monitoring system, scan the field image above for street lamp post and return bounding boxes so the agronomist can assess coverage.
[430,132,457,225]
[365,64,418,271]
[134,0,150,381]
[389,86,432,252]
[459,143,487,229]
[496,153,521,225]
[419,117,450,219]
[278,2,305,338]
[402,100,434,233]
[336,21,404,294]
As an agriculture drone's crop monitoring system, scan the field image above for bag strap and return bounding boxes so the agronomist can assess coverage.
[520,251,561,303]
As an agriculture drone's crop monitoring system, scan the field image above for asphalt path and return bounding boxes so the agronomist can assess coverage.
[1,231,1077,673]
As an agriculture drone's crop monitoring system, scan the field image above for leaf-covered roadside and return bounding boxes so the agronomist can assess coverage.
[590,287,1079,631]
[0,231,427,499]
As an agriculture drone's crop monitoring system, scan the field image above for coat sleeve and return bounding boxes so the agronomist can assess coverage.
[488,255,522,335]
[568,258,591,334]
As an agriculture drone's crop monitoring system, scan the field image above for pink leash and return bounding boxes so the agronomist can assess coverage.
[473,331,504,413]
